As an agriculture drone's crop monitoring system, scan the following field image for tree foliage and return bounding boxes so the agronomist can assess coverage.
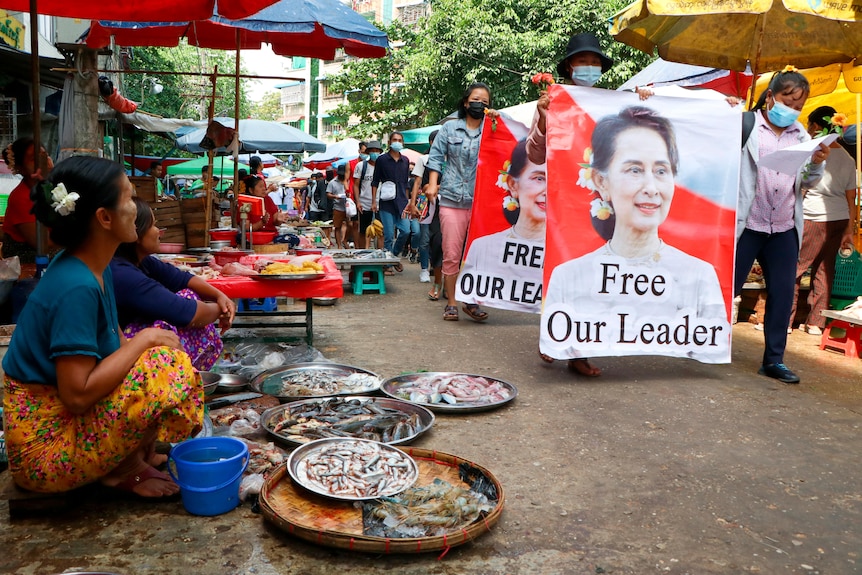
[327,21,423,140]
[250,91,283,122]
[327,0,653,136]
[120,44,253,157]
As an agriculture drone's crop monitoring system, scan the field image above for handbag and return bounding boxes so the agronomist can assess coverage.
[379,181,396,201]
[345,197,358,218]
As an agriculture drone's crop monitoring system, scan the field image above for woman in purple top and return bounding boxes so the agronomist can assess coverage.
[111,198,236,370]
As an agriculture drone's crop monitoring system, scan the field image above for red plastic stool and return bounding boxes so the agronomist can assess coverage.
[819,319,862,358]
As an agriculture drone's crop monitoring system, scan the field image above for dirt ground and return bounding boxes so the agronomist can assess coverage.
[1,263,861,575]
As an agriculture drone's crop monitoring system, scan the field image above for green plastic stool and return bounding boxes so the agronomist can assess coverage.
[351,264,386,295]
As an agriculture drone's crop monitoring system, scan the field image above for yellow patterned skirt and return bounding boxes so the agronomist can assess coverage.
[2,346,204,493]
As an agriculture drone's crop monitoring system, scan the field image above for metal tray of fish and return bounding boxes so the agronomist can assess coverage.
[287,438,418,501]
[249,362,382,403]
[260,396,435,448]
[380,372,518,413]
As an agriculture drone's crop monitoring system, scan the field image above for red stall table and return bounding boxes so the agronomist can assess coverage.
[207,256,343,344]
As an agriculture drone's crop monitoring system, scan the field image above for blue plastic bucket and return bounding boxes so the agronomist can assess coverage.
[168,437,249,516]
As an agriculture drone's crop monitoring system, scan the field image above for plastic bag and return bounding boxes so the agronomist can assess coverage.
[0,256,20,281]
[345,197,358,218]
[239,473,265,501]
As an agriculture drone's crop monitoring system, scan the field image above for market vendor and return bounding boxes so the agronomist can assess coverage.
[111,198,236,371]
[245,174,286,234]
[2,137,57,268]
[2,156,203,498]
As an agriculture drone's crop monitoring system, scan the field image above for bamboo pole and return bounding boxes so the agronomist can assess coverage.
[204,66,218,249]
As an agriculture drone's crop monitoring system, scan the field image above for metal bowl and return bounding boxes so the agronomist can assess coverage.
[260,396,434,448]
[287,438,418,501]
[215,373,248,392]
[380,372,518,413]
[248,362,382,403]
[210,240,232,250]
[200,371,221,396]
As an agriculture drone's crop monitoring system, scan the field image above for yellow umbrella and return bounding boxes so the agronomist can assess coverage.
[610,0,862,74]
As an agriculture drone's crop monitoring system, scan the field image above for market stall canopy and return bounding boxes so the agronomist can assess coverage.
[176,118,326,154]
[86,0,388,60]
[302,138,361,168]
[610,0,862,74]
[0,0,279,20]
[165,156,249,178]
[618,58,754,98]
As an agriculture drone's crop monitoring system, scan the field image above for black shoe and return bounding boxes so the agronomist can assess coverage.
[758,363,800,384]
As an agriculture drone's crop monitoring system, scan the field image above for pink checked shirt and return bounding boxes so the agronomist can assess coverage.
[745,111,802,234]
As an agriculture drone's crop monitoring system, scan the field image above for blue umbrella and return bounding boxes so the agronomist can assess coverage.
[176,118,326,154]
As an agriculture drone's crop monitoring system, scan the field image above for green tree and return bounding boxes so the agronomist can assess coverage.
[119,43,253,157]
[407,0,653,121]
[250,91,283,121]
[327,21,424,140]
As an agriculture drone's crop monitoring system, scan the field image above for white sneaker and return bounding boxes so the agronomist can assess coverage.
[419,269,431,283]
[806,325,823,335]
[731,295,742,324]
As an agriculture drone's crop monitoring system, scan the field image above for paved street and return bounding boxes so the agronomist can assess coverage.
[1,263,860,575]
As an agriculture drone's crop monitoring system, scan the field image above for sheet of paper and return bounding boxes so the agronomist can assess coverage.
[758,134,839,175]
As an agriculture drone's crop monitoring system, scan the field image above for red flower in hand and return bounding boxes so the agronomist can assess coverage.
[531,72,556,92]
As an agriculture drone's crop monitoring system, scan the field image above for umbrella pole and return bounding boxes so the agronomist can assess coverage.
[30,1,50,272]
[856,93,861,252]
[232,31,241,240]
[204,68,218,248]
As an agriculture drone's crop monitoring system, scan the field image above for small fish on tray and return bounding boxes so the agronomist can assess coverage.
[289,438,418,500]
[263,397,433,446]
[361,463,498,538]
[251,363,382,401]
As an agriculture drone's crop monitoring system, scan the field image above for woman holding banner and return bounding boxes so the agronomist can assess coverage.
[542,106,728,364]
[426,82,493,322]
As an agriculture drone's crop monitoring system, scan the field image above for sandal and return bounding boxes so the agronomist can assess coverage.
[384,268,395,276]
[567,358,601,377]
[443,305,459,321]
[462,304,488,322]
[394,262,404,273]
[538,350,554,363]
[428,285,440,301]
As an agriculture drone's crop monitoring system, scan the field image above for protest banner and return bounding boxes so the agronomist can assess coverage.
[539,85,738,364]
[456,116,542,313]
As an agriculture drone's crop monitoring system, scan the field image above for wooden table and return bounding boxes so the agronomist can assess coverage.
[206,256,343,344]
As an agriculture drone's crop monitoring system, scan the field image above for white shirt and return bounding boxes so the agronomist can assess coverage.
[352,161,376,210]
[802,147,856,222]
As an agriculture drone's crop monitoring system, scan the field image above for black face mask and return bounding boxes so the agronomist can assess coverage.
[466,101,487,119]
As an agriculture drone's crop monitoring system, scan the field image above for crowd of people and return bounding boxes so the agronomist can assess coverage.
[0,29,858,500]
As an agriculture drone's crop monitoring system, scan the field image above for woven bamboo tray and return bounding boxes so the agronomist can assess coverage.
[259,446,504,554]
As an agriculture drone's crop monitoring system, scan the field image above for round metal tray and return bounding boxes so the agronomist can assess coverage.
[260,396,434,448]
[249,362,382,403]
[214,372,248,392]
[287,438,418,501]
[380,372,518,413]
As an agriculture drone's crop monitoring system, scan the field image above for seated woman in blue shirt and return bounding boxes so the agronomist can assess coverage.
[2,156,203,498]
[111,198,235,371]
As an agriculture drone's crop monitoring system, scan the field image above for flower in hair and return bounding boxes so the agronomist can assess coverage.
[782,65,799,73]
[49,182,80,216]
[577,147,597,192]
[590,197,614,220]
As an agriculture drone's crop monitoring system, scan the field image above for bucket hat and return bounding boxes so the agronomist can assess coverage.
[557,33,614,79]
[366,140,383,151]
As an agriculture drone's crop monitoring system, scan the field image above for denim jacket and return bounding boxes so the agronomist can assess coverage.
[426,118,484,207]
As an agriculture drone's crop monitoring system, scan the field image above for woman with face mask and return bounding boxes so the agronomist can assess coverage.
[525,33,614,166]
[426,82,494,322]
[735,68,830,385]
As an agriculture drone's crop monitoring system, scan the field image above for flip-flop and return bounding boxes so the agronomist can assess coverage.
[394,262,404,273]
[462,304,488,322]
[538,350,554,363]
[428,286,440,301]
[443,305,459,321]
[568,358,601,377]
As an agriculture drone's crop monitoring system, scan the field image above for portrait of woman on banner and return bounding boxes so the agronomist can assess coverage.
[542,106,729,363]
[458,140,545,313]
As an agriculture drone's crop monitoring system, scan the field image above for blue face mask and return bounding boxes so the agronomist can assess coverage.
[570,66,602,87]
[390,142,404,152]
[767,100,801,128]
[369,152,380,161]
[359,153,369,161]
